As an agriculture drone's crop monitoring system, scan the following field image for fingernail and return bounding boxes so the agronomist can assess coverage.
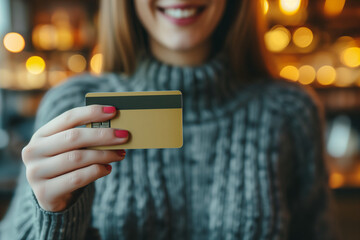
[103,106,116,114]
[115,130,129,138]
[116,150,126,156]
[105,164,112,171]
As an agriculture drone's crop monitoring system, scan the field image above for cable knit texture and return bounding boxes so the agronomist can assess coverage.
[0,55,335,240]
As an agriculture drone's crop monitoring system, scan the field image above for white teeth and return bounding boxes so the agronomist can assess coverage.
[163,8,197,19]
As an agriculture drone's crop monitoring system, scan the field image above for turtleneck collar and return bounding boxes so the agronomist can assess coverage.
[116,53,265,123]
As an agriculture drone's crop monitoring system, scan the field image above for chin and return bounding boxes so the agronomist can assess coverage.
[159,35,202,52]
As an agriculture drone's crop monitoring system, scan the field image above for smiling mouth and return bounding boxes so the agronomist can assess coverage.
[157,5,206,19]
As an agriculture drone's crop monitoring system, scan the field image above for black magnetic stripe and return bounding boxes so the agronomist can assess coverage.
[86,94,182,110]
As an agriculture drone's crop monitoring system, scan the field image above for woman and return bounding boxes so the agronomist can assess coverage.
[0,0,335,239]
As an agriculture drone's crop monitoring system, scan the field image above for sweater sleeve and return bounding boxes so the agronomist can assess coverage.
[0,77,102,240]
[280,88,338,240]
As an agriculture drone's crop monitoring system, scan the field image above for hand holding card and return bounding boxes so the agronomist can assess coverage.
[86,91,183,149]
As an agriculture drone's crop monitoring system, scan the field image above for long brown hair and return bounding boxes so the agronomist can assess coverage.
[99,0,273,79]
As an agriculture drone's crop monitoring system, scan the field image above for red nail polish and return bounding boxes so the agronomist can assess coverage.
[105,164,112,171]
[103,106,116,114]
[116,150,126,156]
[115,130,129,138]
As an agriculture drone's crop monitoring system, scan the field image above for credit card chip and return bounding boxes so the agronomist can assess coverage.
[91,121,111,128]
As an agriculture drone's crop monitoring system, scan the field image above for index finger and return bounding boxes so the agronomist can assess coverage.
[35,105,117,138]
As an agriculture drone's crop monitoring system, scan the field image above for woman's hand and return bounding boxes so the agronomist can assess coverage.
[22,105,128,212]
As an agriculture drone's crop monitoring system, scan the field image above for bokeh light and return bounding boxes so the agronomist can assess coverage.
[56,24,74,51]
[280,65,299,81]
[335,67,357,87]
[25,72,47,89]
[324,0,346,17]
[298,65,316,85]
[334,36,356,51]
[68,54,87,73]
[26,56,46,75]
[3,32,25,53]
[317,65,336,85]
[90,53,103,74]
[279,0,301,15]
[16,66,47,89]
[32,23,73,51]
[293,27,313,48]
[329,172,345,189]
[341,47,360,68]
[264,0,269,15]
[32,25,57,50]
[264,25,291,52]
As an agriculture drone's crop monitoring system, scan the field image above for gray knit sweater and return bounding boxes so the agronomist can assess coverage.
[0,55,335,240]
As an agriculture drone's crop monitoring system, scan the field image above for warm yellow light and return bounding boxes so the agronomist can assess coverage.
[264,0,269,14]
[334,36,356,52]
[26,56,46,75]
[337,36,354,43]
[68,54,87,73]
[90,53,103,74]
[3,32,25,53]
[32,25,57,50]
[324,0,346,16]
[56,25,74,51]
[293,27,313,48]
[329,173,345,189]
[264,26,291,52]
[25,72,47,89]
[279,0,301,15]
[341,47,360,68]
[335,67,357,87]
[298,65,316,85]
[317,65,336,85]
[280,65,299,81]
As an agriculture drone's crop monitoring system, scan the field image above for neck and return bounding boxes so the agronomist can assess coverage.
[149,38,211,66]
[131,54,244,123]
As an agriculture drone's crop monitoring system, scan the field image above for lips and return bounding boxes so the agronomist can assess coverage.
[157,4,206,25]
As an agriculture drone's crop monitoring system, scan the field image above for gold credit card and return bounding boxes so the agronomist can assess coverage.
[85,91,183,149]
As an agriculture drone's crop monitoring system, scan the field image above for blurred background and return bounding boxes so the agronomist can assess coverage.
[0,0,359,239]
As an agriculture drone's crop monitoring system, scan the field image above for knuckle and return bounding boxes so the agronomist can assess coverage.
[98,150,110,162]
[88,105,98,116]
[22,145,33,163]
[68,150,83,165]
[96,128,108,140]
[62,110,73,123]
[25,165,40,181]
[65,129,80,142]
[100,150,108,159]
[92,164,104,177]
